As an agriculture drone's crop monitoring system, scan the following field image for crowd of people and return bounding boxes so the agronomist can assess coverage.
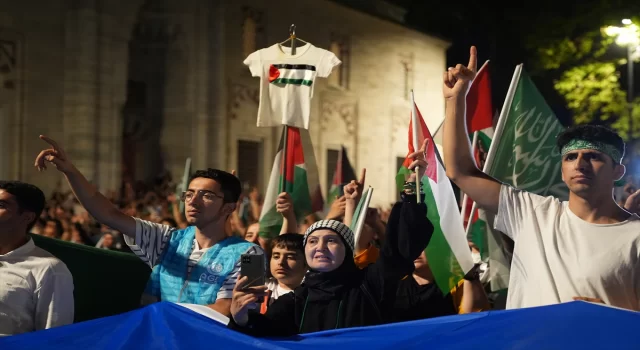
[29,177,177,253]
[1,46,640,341]
[28,168,400,257]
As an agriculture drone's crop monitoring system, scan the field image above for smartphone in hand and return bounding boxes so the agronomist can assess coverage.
[240,253,265,288]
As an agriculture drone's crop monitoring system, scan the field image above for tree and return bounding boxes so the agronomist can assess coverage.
[396,0,640,137]
[525,15,640,141]
[554,62,627,126]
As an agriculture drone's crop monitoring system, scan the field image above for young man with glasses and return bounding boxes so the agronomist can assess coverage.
[34,136,262,316]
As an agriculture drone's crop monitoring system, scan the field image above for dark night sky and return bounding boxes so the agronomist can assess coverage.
[386,0,640,126]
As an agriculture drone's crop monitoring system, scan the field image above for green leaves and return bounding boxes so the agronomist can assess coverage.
[530,19,640,142]
[554,61,627,125]
[530,30,613,72]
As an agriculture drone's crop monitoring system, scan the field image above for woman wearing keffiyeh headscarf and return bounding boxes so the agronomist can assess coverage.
[228,147,432,336]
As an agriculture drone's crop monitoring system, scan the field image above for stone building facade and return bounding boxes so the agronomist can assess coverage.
[0,0,448,207]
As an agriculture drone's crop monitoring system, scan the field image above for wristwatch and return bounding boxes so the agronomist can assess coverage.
[400,181,425,203]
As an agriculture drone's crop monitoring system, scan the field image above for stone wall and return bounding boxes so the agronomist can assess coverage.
[222,0,449,206]
[0,0,448,207]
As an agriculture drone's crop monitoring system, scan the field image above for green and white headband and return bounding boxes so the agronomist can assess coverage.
[561,139,623,164]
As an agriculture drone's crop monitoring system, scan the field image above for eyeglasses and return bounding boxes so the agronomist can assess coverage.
[180,190,224,203]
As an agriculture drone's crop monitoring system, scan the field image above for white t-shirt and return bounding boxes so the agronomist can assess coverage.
[265,278,294,304]
[243,43,341,129]
[495,185,640,310]
[0,238,74,336]
[124,218,262,302]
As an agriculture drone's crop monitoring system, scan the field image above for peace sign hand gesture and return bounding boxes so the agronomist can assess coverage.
[443,46,478,100]
[34,135,76,174]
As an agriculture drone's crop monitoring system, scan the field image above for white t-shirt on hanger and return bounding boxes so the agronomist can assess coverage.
[244,43,341,129]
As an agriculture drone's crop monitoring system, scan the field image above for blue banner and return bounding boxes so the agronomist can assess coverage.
[2,301,639,349]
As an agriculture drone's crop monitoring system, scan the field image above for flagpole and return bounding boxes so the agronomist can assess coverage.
[178,157,191,214]
[432,118,445,137]
[280,125,289,193]
[337,146,344,188]
[410,90,422,203]
[465,64,522,239]
[482,64,522,175]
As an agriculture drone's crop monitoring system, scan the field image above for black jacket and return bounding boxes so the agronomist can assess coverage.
[393,277,457,322]
[229,196,433,336]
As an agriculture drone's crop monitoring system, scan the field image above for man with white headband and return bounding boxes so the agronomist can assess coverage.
[442,46,640,311]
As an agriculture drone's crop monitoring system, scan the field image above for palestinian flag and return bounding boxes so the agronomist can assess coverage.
[465,130,493,259]
[463,129,493,228]
[466,60,493,134]
[259,126,323,238]
[395,100,474,294]
[461,60,494,251]
[269,64,316,86]
[327,147,357,207]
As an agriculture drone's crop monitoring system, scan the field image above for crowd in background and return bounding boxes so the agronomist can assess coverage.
[31,174,178,252]
[32,173,397,258]
[32,164,640,320]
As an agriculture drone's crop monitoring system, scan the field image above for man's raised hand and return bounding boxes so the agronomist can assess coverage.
[624,189,640,215]
[443,46,478,100]
[34,135,75,174]
[276,192,294,218]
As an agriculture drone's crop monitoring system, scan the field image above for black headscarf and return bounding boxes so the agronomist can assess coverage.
[294,220,364,331]
[298,243,361,301]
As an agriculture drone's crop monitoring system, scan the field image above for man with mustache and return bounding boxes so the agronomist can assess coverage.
[35,136,261,316]
[442,46,640,311]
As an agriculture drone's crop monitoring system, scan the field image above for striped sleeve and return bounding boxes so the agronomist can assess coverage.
[216,245,264,300]
[124,218,176,268]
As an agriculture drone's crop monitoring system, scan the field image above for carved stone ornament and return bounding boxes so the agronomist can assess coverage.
[0,39,16,92]
[228,82,259,120]
[391,104,411,142]
[320,96,357,134]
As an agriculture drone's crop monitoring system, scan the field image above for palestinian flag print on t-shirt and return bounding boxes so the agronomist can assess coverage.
[268,64,316,86]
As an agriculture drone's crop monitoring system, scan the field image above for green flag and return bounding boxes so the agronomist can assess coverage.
[31,234,150,322]
[481,65,568,290]
[488,69,568,199]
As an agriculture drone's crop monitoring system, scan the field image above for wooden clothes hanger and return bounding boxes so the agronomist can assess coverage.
[278,24,308,55]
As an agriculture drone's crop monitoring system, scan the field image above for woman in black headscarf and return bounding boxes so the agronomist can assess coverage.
[228,144,432,336]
